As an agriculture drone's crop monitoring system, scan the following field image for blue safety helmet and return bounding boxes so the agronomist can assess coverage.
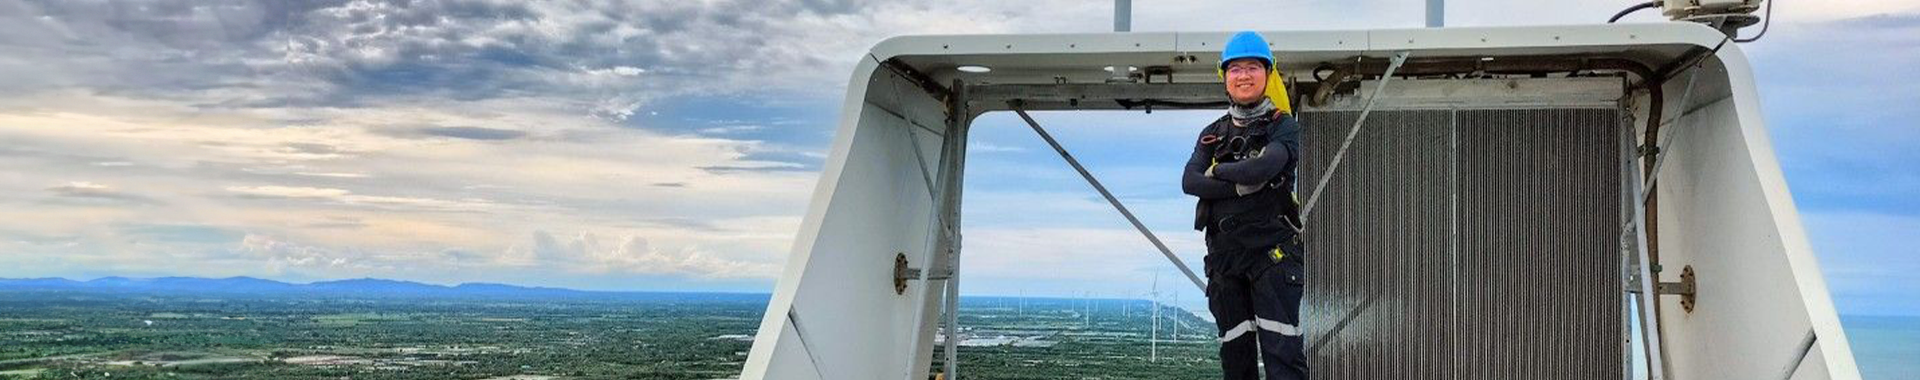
[1219,31,1273,71]
[1216,31,1293,114]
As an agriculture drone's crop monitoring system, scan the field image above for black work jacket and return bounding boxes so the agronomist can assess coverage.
[1182,112,1302,250]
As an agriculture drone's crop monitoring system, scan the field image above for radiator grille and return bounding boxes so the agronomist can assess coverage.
[1296,108,1625,380]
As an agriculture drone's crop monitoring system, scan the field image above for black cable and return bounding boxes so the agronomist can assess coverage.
[1734,0,1774,43]
[1610,1,1663,23]
[1312,65,1334,82]
[1673,34,1733,79]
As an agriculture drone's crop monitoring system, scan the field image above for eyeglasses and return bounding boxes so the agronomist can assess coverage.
[1225,65,1266,76]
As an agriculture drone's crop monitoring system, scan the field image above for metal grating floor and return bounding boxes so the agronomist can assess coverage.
[1296,108,1625,380]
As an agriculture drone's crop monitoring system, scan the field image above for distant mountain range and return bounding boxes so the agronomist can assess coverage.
[0,276,628,299]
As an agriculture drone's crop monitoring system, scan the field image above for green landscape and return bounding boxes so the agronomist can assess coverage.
[0,286,1216,379]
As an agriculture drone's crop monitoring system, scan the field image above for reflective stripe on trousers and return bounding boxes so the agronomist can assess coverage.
[1218,316,1301,342]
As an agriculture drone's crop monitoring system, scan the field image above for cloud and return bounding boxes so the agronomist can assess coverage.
[262,0,1021,117]
[119,223,246,244]
[281,142,342,155]
[293,171,371,178]
[226,185,497,213]
[1,0,1084,122]
[386,126,530,141]
[514,230,780,279]
[47,181,112,194]
[0,87,815,289]
[226,185,351,199]
[43,181,155,204]
[1748,12,1920,215]
[1,0,1914,301]
[303,216,369,229]
[960,226,1207,301]
[420,126,527,140]
[697,125,764,135]
[0,0,1145,292]
[1772,1,1920,23]
[969,142,1026,153]
[696,162,810,174]
[583,65,646,77]
[239,234,360,274]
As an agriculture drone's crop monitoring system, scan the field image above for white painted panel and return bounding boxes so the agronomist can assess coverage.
[1710,44,1861,380]
[1173,30,1371,54]
[871,32,1181,58]
[1368,23,1723,51]
[741,58,950,380]
[1657,94,1818,379]
[1653,45,1860,379]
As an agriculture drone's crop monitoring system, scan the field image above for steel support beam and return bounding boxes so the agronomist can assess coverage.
[1610,53,1711,380]
[1778,330,1818,380]
[1009,102,1207,292]
[968,83,1223,105]
[1621,109,1671,380]
[926,80,970,380]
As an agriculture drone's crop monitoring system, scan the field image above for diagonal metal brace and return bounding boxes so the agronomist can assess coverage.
[1300,51,1412,228]
[1621,106,1672,380]
[1010,102,1207,292]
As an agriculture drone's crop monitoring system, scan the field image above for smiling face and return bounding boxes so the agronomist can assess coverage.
[1224,58,1268,105]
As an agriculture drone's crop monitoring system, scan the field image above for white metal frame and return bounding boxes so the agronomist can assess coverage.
[738,23,1860,380]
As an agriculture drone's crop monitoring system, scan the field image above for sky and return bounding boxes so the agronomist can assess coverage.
[0,0,1915,317]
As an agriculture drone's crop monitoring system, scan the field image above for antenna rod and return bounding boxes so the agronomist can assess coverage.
[1114,0,1131,32]
[1427,0,1444,27]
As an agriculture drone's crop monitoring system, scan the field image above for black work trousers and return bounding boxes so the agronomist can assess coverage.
[1205,228,1307,380]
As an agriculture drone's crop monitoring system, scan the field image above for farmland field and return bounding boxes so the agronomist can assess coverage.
[0,291,1215,379]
